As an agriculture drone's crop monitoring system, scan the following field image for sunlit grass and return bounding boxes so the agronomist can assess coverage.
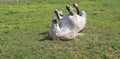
[0,0,120,59]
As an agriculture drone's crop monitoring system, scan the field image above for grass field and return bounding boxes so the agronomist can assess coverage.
[0,0,120,59]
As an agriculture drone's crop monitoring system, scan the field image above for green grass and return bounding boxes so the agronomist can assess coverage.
[0,0,120,59]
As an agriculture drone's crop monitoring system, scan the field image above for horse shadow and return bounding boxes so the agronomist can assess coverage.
[37,31,53,41]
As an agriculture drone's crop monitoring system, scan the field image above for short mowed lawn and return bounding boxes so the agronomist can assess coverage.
[0,0,120,59]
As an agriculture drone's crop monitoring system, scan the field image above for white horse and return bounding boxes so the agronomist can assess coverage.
[49,3,87,40]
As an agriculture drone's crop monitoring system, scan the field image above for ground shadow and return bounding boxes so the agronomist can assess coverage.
[38,31,53,41]
[38,31,75,41]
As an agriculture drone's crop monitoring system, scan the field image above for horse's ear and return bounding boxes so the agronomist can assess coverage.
[52,19,58,24]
